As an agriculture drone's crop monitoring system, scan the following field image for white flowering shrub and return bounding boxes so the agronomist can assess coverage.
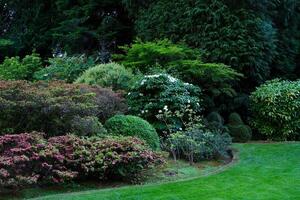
[127,74,202,135]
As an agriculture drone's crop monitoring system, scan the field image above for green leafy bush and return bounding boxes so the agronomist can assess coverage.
[250,79,300,140]
[129,0,277,85]
[34,55,95,83]
[114,39,200,73]
[205,112,228,134]
[0,53,43,81]
[167,126,232,164]
[105,115,160,150]
[0,133,163,188]
[115,39,242,111]
[0,81,127,136]
[75,62,137,91]
[226,113,252,143]
[127,74,202,134]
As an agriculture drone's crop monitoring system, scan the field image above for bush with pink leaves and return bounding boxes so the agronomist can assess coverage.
[0,133,163,189]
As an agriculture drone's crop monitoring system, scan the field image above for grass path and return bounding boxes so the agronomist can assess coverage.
[31,143,300,200]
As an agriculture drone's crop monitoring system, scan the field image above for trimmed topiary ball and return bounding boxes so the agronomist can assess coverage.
[228,112,243,125]
[104,115,160,150]
[226,112,252,143]
[75,62,137,91]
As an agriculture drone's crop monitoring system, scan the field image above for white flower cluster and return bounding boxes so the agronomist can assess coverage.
[143,74,178,83]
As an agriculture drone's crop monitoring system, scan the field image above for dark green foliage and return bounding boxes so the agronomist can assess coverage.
[250,79,300,140]
[1,0,133,58]
[0,81,127,136]
[34,55,95,83]
[70,116,107,137]
[75,62,137,91]
[226,112,252,142]
[0,52,43,81]
[205,112,228,134]
[128,0,300,87]
[105,115,160,150]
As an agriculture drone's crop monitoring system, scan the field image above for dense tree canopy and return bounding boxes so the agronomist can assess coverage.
[0,0,299,86]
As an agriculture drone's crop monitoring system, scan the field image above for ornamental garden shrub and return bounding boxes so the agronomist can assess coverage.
[115,39,242,112]
[250,79,300,140]
[0,81,127,136]
[0,133,163,189]
[162,109,232,164]
[167,127,232,164]
[127,74,202,135]
[34,55,95,83]
[226,112,252,142]
[205,112,228,134]
[104,115,160,150]
[0,52,43,81]
[114,39,200,73]
[75,62,138,91]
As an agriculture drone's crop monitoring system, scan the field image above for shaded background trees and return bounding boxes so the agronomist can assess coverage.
[0,0,299,115]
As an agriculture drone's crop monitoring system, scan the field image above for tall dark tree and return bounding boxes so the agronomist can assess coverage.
[124,0,300,85]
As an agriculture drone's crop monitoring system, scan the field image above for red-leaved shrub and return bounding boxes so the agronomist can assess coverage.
[0,133,163,189]
[0,81,127,136]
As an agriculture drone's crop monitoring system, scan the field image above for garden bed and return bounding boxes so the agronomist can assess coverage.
[0,152,236,200]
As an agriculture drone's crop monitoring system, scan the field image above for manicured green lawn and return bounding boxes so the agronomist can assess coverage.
[26,143,300,200]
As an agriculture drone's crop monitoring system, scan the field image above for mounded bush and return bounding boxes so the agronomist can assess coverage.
[0,81,127,136]
[226,112,252,142]
[34,55,95,83]
[0,53,43,81]
[250,79,300,140]
[105,115,160,150]
[168,127,232,163]
[0,133,163,188]
[205,112,228,134]
[127,74,202,134]
[75,62,137,91]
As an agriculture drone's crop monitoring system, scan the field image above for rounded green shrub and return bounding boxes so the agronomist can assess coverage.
[227,124,252,143]
[75,62,136,91]
[104,115,160,150]
[250,79,300,140]
[206,112,224,125]
[205,112,228,134]
[228,112,243,126]
[226,112,252,142]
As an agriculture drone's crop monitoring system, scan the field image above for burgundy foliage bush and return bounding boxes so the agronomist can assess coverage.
[0,81,127,136]
[0,133,163,189]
